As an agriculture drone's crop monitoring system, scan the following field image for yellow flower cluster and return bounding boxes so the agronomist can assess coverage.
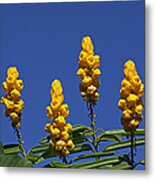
[45,79,75,156]
[0,67,24,129]
[118,60,144,132]
[77,36,101,104]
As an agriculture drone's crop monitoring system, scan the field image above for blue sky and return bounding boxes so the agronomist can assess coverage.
[0,1,145,169]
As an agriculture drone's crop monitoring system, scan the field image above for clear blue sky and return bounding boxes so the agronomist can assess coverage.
[0,1,145,169]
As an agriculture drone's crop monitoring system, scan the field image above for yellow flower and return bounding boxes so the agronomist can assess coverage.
[45,79,74,155]
[64,123,72,133]
[77,68,86,78]
[118,99,126,110]
[92,68,101,79]
[7,67,19,79]
[15,79,24,91]
[2,82,10,94]
[127,94,138,106]
[81,36,94,54]
[10,112,20,124]
[6,74,16,87]
[86,55,96,68]
[55,116,66,126]
[82,76,92,87]
[59,104,70,118]
[55,140,65,151]
[122,109,133,120]
[61,131,69,141]
[135,104,143,115]
[87,85,97,94]
[10,89,21,102]
[77,36,101,103]
[51,128,60,138]
[66,139,75,149]
[51,79,63,96]
[44,123,51,132]
[118,60,144,132]
[1,66,24,129]
[1,97,14,109]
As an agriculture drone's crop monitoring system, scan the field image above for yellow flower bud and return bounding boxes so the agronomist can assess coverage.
[44,123,51,132]
[124,60,136,72]
[51,128,60,138]
[10,89,20,102]
[64,123,72,133]
[7,67,19,79]
[55,116,66,125]
[87,85,97,94]
[135,104,143,115]
[10,112,20,124]
[82,76,92,87]
[118,99,126,110]
[82,36,94,54]
[15,79,24,91]
[2,82,10,94]
[51,79,63,96]
[66,139,75,149]
[93,55,100,69]
[55,140,65,151]
[51,96,63,111]
[127,94,138,106]
[86,55,96,68]
[120,87,130,99]
[61,131,69,141]
[92,68,101,79]
[122,109,133,120]
[59,104,69,118]
[77,68,86,78]
[6,74,16,87]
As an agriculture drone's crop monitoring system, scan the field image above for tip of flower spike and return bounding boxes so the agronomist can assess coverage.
[81,36,94,53]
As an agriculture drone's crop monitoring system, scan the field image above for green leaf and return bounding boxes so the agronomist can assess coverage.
[70,144,93,154]
[28,144,50,155]
[105,129,145,137]
[3,144,20,155]
[98,134,122,143]
[107,162,132,170]
[28,148,57,164]
[51,161,72,168]
[72,156,120,169]
[72,124,90,134]
[138,159,145,165]
[72,151,115,162]
[104,138,145,151]
[39,135,50,144]
[0,154,32,167]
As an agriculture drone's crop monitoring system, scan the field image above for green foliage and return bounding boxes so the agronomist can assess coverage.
[0,141,32,167]
[0,125,145,169]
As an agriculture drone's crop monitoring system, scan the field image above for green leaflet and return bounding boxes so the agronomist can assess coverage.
[72,156,120,169]
[104,138,145,151]
[72,151,115,162]
[3,144,21,155]
[0,154,32,167]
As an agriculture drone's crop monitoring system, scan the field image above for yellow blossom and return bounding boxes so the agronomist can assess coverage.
[118,60,144,132]
[45,79,74,156]
[0,66,24,129]
[77,36,101,103]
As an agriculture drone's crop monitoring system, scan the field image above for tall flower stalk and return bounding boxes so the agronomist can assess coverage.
[45,79,74,161]
[0,67,26,157]
[118,60,144,168]
[77,36,101,154]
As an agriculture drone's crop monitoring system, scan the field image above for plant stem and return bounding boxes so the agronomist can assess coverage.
[15,128,26,157]
[88,102,98,159]
[130,132,135,169]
